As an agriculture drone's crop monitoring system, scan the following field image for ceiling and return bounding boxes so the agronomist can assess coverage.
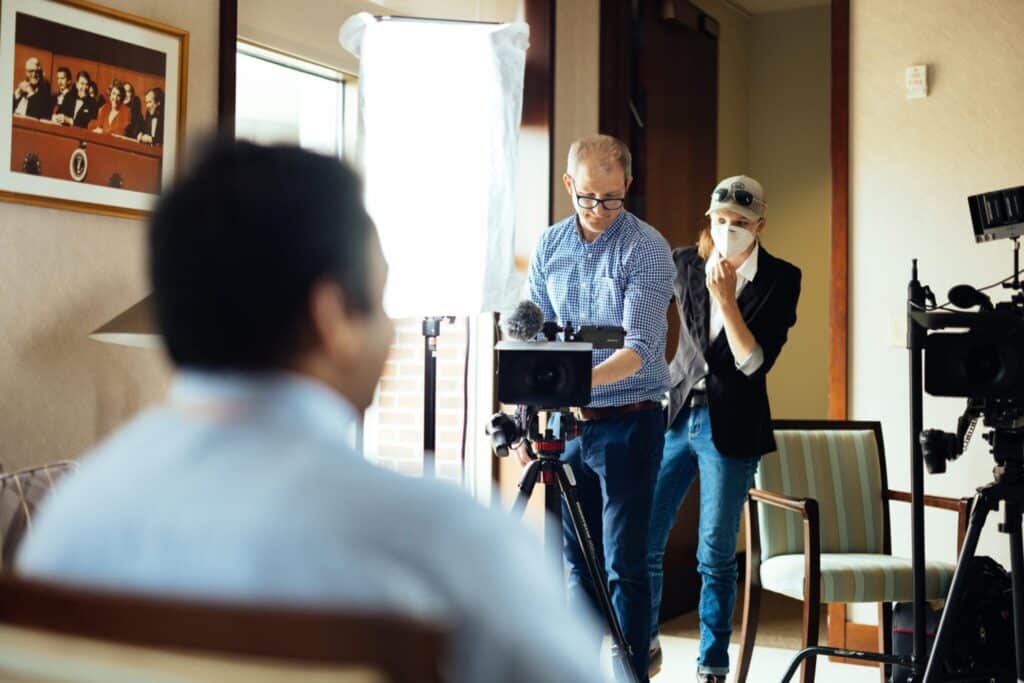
[731,0,830,14]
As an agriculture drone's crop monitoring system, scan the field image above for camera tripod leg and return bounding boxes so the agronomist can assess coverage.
[922,490,994,683]
[511,458,542,520]
[1006,501,1024,679]
[554,462,637,683]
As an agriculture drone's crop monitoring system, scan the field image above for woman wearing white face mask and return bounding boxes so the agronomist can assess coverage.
[646,176,801,682]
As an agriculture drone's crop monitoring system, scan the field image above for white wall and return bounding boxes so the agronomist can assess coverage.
[848,0,1024,619]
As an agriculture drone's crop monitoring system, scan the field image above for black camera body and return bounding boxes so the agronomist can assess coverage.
[917,187,1024,472]
[495,340,593,409]
[487,317,626,458]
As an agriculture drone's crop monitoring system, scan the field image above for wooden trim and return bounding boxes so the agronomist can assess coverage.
[828,0,850,421]
[847,622,881,660]
[218,0,237,137]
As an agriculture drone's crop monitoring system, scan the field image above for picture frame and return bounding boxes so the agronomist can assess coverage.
[1,0,188,218]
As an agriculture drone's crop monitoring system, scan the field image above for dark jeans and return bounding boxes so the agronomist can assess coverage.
[559,408,664,682]
[647,406,759,676]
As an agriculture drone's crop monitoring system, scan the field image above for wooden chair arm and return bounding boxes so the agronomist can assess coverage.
[886,490,973,554]
[746,489,821,605]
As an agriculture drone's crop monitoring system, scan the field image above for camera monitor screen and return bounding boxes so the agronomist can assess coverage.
[968,185,1024,243]
[496,341,592,408]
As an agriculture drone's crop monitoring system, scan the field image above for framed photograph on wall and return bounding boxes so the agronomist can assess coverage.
[0,0,187,217]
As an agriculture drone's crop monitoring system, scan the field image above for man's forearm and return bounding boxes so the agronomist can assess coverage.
[592,348,643,388]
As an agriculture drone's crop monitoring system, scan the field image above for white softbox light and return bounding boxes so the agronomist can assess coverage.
[340,13,528,318]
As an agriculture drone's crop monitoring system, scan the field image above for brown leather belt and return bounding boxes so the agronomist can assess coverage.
[571,400,662,422]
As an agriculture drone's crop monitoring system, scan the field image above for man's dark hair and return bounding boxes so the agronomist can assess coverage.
[56,67,72,81]
[149,141,376,370]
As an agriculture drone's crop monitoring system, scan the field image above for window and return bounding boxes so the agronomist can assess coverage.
[235,42,348,158]
[232,42,491,498]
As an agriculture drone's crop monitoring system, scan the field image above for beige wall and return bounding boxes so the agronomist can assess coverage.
[549,0,600,224]
[691,2,831,418]
[691,0,751,177]
[0,0,218,472]
[848,0,1024,618]
[748,6,831,419]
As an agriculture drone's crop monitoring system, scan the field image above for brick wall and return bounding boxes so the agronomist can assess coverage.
[365,317,469,484]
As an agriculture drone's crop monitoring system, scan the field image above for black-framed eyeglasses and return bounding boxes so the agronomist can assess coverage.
[570,177,625,211]
[713,186,766,209]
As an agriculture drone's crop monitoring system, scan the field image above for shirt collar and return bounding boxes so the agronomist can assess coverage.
[573,210,629,246]
[169,369,360,446]
[707,241,760,283]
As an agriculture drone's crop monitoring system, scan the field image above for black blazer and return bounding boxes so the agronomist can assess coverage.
[667,245,801,459]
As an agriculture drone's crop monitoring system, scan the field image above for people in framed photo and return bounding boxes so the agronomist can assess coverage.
[1,0,187,216]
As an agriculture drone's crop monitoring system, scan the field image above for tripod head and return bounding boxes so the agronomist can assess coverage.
[486,406,581,460]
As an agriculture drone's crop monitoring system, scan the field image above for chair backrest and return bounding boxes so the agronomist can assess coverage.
[756,421,888,562]
[0,572,446,683]
[0,462,75,568]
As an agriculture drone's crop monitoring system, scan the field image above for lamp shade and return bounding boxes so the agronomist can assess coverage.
[89,296,161,349]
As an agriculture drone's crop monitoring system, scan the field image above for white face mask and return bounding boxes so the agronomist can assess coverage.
[711,222,756,259]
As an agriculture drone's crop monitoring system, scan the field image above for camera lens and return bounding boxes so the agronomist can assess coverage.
[528,358,567,393]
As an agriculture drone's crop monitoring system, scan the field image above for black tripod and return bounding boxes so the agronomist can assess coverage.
[922,458,1024,682]
[511,422,638,683]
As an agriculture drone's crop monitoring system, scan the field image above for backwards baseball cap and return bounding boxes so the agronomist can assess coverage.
[705,175,767,222]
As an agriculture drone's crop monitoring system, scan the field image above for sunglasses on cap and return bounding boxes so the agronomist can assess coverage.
[713,187,766,209]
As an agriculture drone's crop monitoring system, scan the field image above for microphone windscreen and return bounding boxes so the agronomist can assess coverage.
[503,300,545,341]
[948,284,992,310]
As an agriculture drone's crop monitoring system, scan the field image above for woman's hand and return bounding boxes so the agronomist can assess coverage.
[707,260,738,303]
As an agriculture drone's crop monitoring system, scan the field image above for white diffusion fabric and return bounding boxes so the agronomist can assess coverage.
[340,13,529,318]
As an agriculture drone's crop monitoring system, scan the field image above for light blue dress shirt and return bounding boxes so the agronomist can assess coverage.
[528,210,676,407]
[18,371,604,682]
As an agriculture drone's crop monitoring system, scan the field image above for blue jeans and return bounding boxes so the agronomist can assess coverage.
[647,406,759,676]
[560,408,664,682]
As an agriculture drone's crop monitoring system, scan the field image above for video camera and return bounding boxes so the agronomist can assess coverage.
[485,300,625,458]
[915,184,1024,473]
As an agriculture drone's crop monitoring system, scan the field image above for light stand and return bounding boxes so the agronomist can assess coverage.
[422,316,455,477]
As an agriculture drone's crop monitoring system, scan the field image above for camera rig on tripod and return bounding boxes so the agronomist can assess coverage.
[780,184,1024,682]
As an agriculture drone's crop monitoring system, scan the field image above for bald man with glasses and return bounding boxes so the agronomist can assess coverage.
[525,134,675,682]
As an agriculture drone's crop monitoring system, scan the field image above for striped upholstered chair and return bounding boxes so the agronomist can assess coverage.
[736,421,971,683]
[0,462,76,569]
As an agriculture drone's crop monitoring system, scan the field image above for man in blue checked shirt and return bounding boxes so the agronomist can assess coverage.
[526,134,675,681]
